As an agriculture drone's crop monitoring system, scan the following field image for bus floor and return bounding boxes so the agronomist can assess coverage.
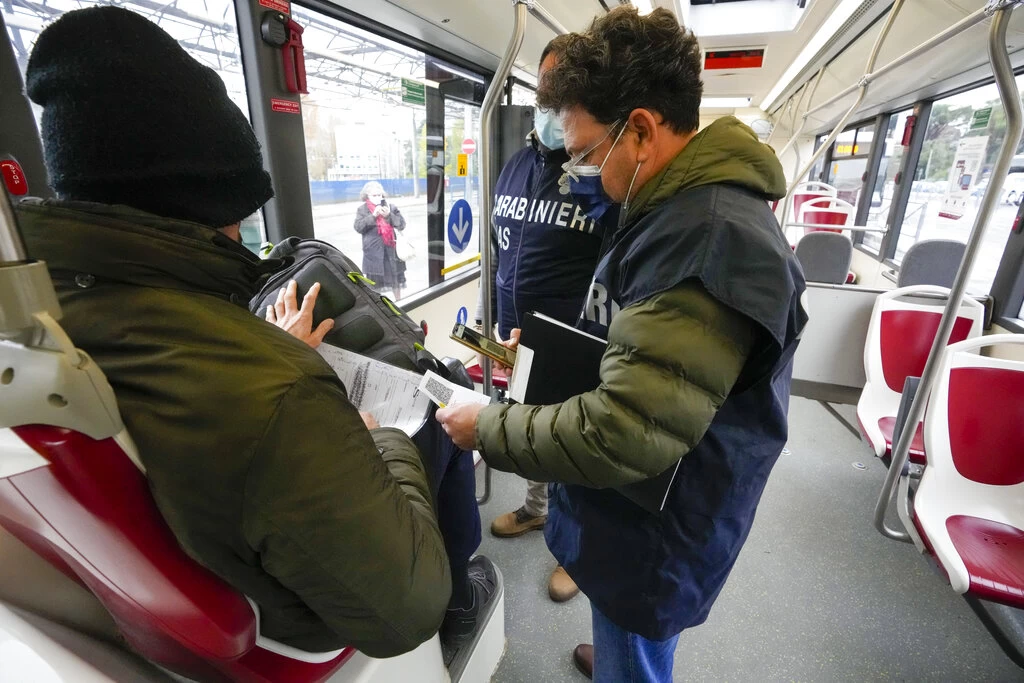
[476,397,1024,682]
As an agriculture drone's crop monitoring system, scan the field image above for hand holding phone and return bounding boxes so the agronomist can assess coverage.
[451,323,516,368]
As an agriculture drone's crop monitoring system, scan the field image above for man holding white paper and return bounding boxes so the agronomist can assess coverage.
[438,7,806,682]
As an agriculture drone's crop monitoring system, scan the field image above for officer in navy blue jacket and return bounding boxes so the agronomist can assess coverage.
[476,37,612,604]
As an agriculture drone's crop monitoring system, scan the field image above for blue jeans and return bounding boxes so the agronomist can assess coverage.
[591,603,680,683]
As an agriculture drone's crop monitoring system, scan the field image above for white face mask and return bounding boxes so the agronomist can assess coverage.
[562,120,626,181]
[368,194,383,204]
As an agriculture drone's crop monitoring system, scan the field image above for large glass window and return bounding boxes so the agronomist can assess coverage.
[294,5,485,302]
[2,0,265,251]
[510,81,536,106]
[825,123,874,216]
[861,110,914,254]
[895,76,1024,294]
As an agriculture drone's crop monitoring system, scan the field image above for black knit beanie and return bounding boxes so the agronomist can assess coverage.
[25,6,274,228]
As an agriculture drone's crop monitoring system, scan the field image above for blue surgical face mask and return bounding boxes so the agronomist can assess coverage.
[534,107,564,150]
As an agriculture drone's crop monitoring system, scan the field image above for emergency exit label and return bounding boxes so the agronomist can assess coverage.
[402,79,426,106]
[457,153,468,177]
[258,0,289,14]
[271,98,300,114]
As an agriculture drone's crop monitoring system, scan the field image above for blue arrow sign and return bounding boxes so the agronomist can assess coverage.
[456,306,468,326]
[447,199,473,253]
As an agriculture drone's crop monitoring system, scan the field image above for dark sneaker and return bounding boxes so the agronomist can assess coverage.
[441,555,498,658]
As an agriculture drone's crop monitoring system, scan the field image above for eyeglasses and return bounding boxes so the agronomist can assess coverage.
[562,121,626,181]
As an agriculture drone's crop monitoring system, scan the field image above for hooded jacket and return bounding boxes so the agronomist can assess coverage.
[476,117,807,638]
[16,199,451,657]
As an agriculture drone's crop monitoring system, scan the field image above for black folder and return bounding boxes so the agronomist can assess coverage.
[509,312,681,514]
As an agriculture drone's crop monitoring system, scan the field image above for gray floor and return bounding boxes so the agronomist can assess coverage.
[476,398,1024,682]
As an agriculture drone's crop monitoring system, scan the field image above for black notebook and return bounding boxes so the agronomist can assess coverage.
[508,312,681,514]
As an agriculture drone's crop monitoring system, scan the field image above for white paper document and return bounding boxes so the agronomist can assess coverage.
[417,370,492,409]
[316,343,431,436]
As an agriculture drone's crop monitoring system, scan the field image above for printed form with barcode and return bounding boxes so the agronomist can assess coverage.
[417,370,493,409]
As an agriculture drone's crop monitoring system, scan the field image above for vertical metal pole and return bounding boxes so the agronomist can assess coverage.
[0,186,26,263]
[476,0,528,505]
[480,1,527,395]
[875,3,1023,541]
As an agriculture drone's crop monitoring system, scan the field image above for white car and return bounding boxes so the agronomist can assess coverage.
[1000,173,1024,205]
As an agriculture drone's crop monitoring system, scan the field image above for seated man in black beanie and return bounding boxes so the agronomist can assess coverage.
[15,5,494,658]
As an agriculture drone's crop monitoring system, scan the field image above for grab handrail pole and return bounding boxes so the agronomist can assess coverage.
[0,185,26,263]
[529,1,570,35]
[804,6,990,119]
[775,67,824,163]
[780,0,905,236]
[477,0,529,504]
[875,1,1023,541]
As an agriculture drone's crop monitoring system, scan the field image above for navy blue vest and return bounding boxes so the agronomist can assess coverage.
[491,143,608,337]
[545,183,807,640]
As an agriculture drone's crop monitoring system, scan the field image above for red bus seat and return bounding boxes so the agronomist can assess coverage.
[797,195,853,235]
[465,363,509,391]
[911,335,1024,608]
[790,181,837,223]
[856,286,984,464]
[0,424,354,683]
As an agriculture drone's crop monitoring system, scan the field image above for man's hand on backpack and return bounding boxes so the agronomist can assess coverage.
[266,280,334,349]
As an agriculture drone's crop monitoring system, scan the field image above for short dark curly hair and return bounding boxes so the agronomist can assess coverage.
[537,7,703,134]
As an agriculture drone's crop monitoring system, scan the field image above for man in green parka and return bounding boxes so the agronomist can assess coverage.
[438,7,807,682]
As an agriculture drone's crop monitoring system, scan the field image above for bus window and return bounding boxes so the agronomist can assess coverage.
[1,0,267,252]
[294,6,485,301]
[894,75,1024,295]
[860,109,913,255]
[825,124,872,213]
[807,135,827,183]
[293,7,429,301]
[510,81,536,106]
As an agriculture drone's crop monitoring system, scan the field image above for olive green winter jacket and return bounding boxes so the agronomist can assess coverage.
[17,199,450,657]
[476,116,788,487]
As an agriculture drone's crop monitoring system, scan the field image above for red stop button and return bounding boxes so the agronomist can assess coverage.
[1,159,28,196]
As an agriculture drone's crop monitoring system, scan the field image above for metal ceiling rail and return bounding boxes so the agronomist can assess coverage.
[778,0,906,235]
[773,1,1005,238]
[805,5,993,121]
[874,0,1024,543]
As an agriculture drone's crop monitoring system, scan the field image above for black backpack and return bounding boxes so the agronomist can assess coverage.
[250,237,470,387]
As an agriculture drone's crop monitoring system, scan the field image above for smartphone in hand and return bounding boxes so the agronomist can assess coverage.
[450,323,516,367]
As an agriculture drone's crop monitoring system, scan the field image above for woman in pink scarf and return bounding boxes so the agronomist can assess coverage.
[354,181,408,300]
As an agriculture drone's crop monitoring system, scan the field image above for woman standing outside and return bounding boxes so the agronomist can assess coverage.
[355,181,406,300]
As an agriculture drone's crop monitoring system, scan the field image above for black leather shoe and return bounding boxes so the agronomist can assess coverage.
[573,643,594,679]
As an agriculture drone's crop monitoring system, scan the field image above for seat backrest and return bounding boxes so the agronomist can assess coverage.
[924,335,1024,487]
[898,240,967,288]
[791,182,837,225]
[798,195,853,234]
[0,425,259,681]
[0,335,351,682]
[863,286,985,397]
[794,232,853,284]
